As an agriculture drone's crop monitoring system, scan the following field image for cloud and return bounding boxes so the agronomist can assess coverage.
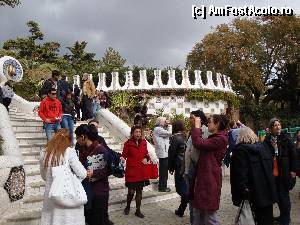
[0,0,299,68]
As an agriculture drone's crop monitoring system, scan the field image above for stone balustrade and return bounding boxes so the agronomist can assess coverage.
[73,70,234,93]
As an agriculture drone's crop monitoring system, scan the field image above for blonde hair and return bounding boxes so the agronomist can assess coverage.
[44,128,71,168]
[155,117,166,127]
[236,127,258,144]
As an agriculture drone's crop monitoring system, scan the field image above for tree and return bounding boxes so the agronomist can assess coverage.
[0,0,20,7]
[100,47,126,73]
[64,41,98,75]
[99,47,127,86]
[264,61,300,113]
[186,16,300,104]
[3,21,60,66]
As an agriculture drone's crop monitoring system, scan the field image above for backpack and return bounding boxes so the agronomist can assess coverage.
[104,149,125,178]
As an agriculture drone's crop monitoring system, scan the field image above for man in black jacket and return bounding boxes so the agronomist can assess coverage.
[264,118,296,225]
[40,70,60,98]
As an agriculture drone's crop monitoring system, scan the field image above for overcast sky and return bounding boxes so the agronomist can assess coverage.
[0,0,299,68]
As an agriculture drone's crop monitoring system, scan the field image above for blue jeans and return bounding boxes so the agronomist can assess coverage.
[45,122,61,141]
[61,115,74,144]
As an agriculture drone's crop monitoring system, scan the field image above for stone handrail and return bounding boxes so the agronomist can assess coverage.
[11,94,39,115]
[0,104,24,217]
[95,109,158,164]
[87,69,234,93]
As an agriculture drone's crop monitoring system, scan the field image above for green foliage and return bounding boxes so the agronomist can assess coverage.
[100,47,126,73]
[13,78,40,101]
[0,0,20,7]
[109,91,139,124]
[3,20,60,65]
[64,41,98,75]
[186,16,300,106]
[169,113,191,135]
[186,90,239,107]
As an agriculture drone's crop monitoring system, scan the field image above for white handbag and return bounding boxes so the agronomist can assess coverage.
[235,200,256,225]
[48,150,87,208]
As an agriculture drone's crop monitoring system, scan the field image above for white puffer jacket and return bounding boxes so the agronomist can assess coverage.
[152,125,172,159]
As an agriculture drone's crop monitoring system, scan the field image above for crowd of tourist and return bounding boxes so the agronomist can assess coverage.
[38,70,110,142]
[34,70,300,225]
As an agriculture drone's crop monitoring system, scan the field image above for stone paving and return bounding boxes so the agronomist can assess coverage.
[110,176,300,225]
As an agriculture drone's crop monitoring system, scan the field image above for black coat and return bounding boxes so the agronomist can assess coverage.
[230,142,278,208]
[264,133,296,179]
[168,133,185,173]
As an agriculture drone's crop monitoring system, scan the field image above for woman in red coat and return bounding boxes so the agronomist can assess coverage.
[122,125,150,218]
[191,114,229,225]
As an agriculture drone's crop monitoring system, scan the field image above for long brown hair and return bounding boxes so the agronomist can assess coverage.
[44,128,71,169]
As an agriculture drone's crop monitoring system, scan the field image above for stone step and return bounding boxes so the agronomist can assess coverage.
[25,167,40,176]
[25,173,128,193]
[4,189,177,225]
[9,118,41,122]
[18,137,47,145]
[11,121,43,127]
[20,144,46,153]
[15,131,112,142]
[13,125,45,132]
[24,159,40,166]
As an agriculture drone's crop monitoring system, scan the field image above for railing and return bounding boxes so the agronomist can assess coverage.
[11,94,39,115]
[73,70,234,93]
[95,109,158,164]
[0,104,24,218]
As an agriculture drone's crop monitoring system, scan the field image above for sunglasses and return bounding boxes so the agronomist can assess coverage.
[50,92,57,95]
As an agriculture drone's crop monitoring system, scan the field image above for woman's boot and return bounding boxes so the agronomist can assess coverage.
[135,190,144,218]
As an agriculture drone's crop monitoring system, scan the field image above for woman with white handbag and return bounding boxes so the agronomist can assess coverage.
[40,128,87,225]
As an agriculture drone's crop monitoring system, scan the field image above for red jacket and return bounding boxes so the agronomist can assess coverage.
[122,138,149,183]
[191,128,228,211]
[38,97,62,123]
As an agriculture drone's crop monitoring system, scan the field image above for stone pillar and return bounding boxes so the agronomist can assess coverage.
[216,73,224,90]
[111,72,121,91]
[97,73,107,91]
[137,70,149,90]
[194,70,206,89]
[73,75,80,90]
[153,70,163,89]
[223,75,230,91]
[166,69,178,89]
[125,71,135,90]
[181,70,191,89]
[227,77,234,92]
[206,71,216,90]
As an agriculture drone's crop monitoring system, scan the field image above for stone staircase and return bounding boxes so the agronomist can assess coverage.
[1,109,176,225]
